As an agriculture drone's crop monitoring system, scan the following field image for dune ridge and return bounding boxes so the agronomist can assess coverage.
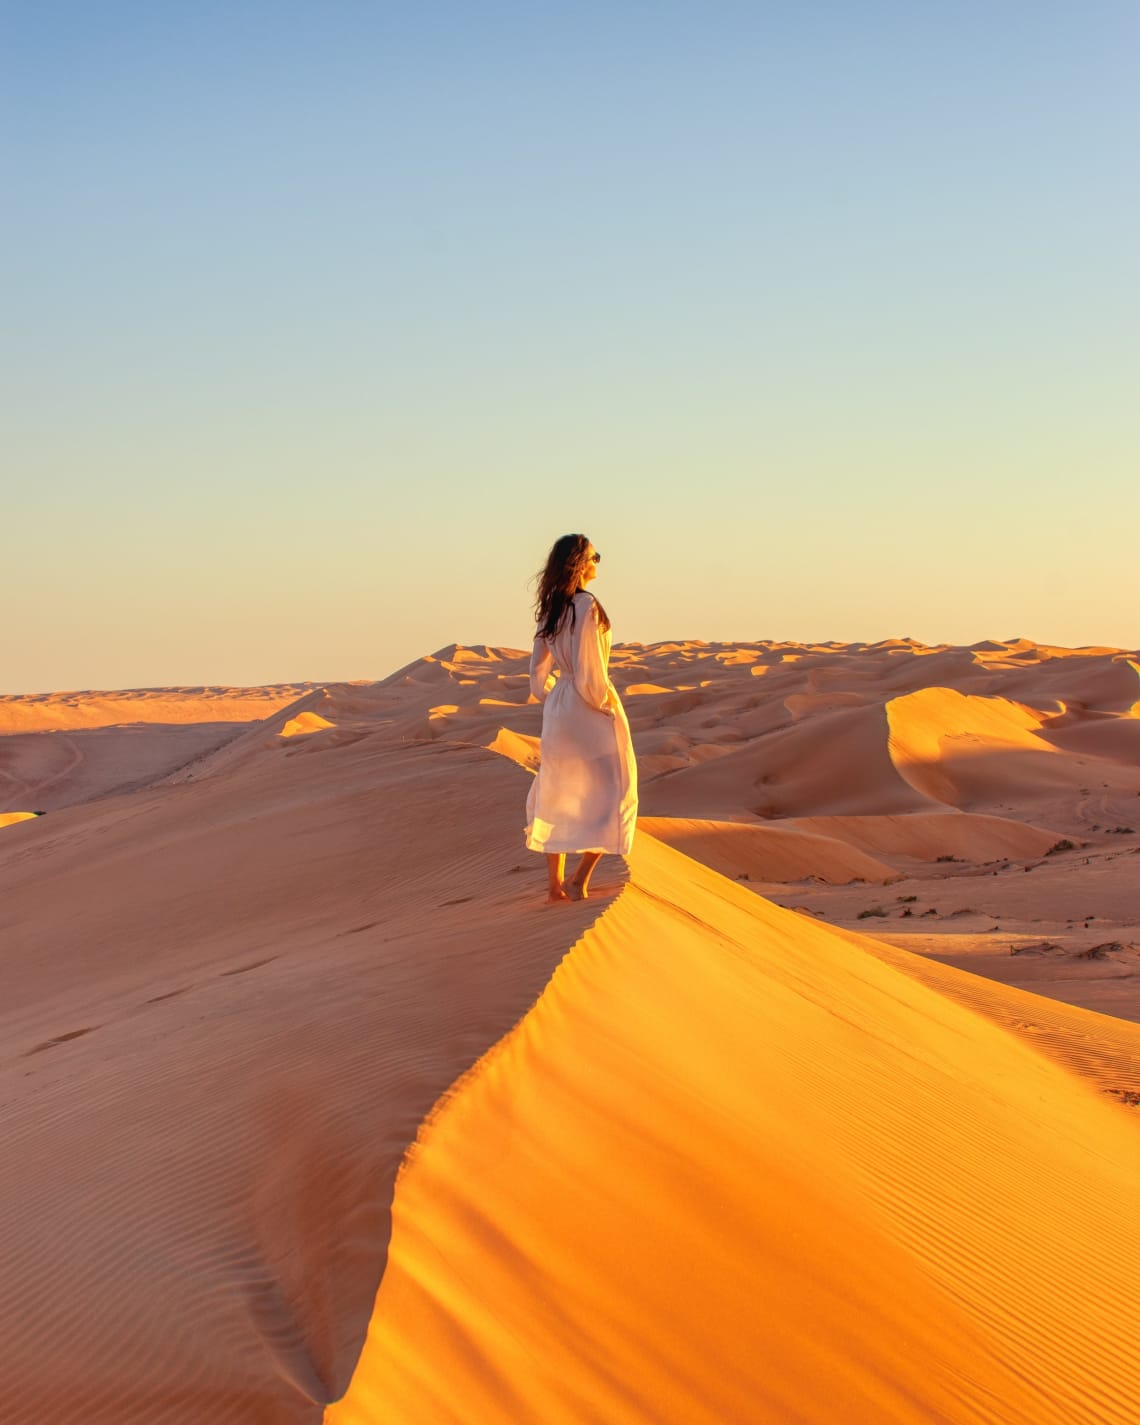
[326,831,1140,1424]
[0,740,618,1422]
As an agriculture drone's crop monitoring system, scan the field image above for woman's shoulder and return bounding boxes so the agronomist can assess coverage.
[572,590,600,619]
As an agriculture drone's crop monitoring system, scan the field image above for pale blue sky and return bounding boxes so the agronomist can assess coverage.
[4,2,1137,691]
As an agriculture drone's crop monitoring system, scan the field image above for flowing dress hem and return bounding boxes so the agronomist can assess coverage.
[525,828,633,856]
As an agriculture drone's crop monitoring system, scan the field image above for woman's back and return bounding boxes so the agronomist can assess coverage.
[526,535,637,895]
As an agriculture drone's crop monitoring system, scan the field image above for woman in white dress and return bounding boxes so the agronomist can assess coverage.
[526,534,638,902]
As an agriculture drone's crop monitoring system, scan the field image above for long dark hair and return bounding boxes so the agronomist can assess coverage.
[533,533,611,639]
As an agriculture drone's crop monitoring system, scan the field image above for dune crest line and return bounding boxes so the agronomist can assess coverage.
[0,736,615,1422]
[328,831,1140,1425]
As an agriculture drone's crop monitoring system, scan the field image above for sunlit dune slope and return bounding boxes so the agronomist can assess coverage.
[0,739,615,1424]
[0,811,38,828]
[328,832,1140,1425]
[884,686,1123,812]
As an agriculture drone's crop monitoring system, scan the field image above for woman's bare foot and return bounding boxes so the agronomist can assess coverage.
[545,852,568,903]
[568,852,602,901]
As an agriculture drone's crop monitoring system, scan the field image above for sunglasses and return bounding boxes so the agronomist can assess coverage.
[588,552,602,564]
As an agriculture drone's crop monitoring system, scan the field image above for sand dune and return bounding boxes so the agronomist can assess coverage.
[883,685,1138,819]
[0,740,617,1422]
[0,684,318,811]
[3,636,1140,1423]
[327,833,1140,1425]
[776,835,1140,1023]
[638,815,897,884]
[1038,713,1140,762]
[0,683,317,733]
[7,639,1136,831]
[0,811,39,828]
[779,810,1063,863]
[0,721,268,812]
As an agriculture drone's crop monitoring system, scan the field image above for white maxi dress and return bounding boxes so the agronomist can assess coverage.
[525,591,638,856]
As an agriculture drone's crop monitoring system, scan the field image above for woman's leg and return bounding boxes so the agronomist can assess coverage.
[567,851,603,900]
[546,852,568,902]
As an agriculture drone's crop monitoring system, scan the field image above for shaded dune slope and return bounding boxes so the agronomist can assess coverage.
[778,810,1061,862]
[0,685,318,811]
[638,815,898,884]
[0,743,615,1423]
[0,721,255,812]
[328,833,1140,1425]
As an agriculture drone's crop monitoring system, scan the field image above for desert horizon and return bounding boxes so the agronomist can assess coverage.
[3,634,1139,1422]
[11,2,1137,1419]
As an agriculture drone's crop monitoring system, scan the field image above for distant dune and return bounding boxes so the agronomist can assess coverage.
[0,683,320,734]
[2,638,1138,1423]
[0,683,319,811]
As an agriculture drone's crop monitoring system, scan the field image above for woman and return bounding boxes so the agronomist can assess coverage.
[526,534,638,901]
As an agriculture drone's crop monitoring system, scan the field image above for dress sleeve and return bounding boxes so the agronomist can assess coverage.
[529,634,555,702]
[571,598,615,714]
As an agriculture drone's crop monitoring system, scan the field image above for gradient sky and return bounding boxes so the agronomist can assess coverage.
[4,1,1138,692]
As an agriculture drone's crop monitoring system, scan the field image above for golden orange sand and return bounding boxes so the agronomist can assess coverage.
[327,833,1140,1425]
[0,811,38,828]
[280,710,336,738]
[2,638,1139,1422]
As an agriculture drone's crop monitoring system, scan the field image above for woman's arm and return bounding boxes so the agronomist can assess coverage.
[571,597,614,714]
[529,635,555,702]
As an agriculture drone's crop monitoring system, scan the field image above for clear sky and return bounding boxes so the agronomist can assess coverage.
[4,1,1137,692]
